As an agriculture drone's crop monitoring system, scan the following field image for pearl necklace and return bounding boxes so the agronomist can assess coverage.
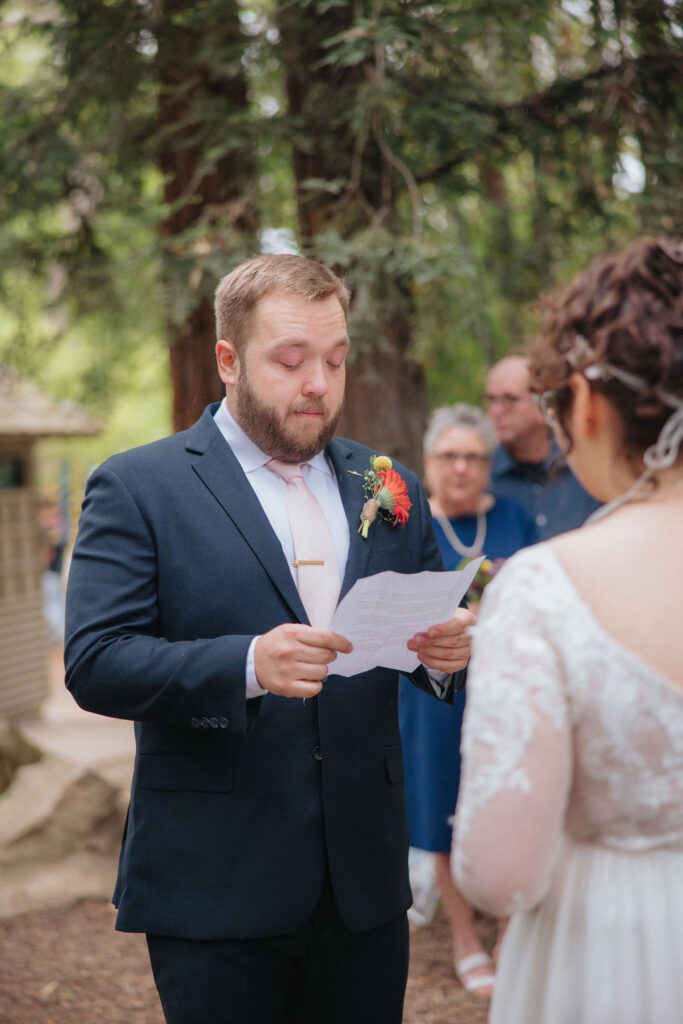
[436,511,487,559]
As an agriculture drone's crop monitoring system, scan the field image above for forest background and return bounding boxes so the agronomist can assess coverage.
[1,0,681,507]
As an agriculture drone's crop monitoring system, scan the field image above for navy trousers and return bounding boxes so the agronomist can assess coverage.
[146,873,410,1024]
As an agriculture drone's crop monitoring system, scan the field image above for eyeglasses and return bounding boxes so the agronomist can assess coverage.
[429,451,490,467]
[484,393,523,412]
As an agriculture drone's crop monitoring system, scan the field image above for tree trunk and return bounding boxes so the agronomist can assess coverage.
[167,302,223,433]
[340,317,429,472]
[277,3,429,473]
[155,0,258,431]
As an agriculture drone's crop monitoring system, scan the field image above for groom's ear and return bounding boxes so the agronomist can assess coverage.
[216,338,240,387]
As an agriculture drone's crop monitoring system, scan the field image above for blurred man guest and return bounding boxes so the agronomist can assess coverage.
[64,254,474,1024]
[486,355,599,537]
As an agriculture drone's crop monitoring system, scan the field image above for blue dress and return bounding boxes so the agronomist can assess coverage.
[398,495,537,852]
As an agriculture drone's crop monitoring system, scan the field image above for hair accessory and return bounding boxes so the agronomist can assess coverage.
[565,334,683,525]
[565,334,595,368]
[643,402,683,472]
[568,334,681,415]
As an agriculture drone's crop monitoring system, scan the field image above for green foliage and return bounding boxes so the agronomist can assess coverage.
[0,0,681,434]
[0,0,164,420]
[278,0,681,408]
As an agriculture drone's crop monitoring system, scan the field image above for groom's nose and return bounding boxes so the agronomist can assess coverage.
[301,362,330,397]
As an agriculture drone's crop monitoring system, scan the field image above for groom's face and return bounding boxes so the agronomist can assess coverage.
[217,291,349,462]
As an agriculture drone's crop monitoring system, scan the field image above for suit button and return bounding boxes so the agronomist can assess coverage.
[219,717,230,729]
[191,718,200,728]
[200,717,210,728]
[208,717,220,728]
[311,745,322,762]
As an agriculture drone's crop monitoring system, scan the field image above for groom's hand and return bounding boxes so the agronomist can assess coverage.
[254,624,352,699]
[407,607,476,674]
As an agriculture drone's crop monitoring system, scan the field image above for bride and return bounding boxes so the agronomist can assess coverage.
[451,237,683,1023]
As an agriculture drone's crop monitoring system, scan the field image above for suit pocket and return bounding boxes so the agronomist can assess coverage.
[135,752,234,793]
[384,745,404,784]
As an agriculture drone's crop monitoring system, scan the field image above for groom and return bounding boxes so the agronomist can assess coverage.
[65,254,474,1024]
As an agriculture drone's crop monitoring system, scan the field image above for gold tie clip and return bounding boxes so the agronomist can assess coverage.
[292,559,325,566]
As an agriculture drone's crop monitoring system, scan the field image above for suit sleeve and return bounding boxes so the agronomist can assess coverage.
[65,463,250,732]
[404,481,467,702]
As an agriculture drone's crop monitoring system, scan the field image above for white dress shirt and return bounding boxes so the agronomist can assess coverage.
[213,400,451,702]
[213,399,350,697]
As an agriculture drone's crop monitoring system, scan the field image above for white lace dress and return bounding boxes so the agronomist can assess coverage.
[452,543,683,1024]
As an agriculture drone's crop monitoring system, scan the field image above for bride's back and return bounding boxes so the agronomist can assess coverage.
[471,538,683,852]
[551,498,683,689]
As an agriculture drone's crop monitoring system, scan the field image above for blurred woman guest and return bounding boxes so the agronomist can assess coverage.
[399,404,536,998]
[452,238,683,1024]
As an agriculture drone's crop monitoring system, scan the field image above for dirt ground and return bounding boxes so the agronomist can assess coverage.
[0,899,495,1024]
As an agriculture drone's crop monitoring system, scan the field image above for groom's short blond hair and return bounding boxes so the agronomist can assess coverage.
[215,254,351,353]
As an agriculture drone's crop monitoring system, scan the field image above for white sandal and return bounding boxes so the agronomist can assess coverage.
[455,952,495,998]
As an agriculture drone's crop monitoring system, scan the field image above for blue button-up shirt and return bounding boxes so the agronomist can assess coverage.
[489,442,600,540]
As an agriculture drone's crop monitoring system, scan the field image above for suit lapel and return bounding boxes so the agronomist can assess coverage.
[186,410,381,617]
[187,408,308,623]
[326,439,373,600]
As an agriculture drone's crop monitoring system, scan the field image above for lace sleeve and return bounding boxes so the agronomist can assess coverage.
[451,547,572,917]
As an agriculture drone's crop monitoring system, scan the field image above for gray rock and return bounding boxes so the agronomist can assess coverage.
[0,718,42,793]
[0,706,133,918]
[0,754,124,865]
[0,849,118,919]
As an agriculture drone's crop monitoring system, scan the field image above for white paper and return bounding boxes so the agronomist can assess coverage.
[330,556,484,677]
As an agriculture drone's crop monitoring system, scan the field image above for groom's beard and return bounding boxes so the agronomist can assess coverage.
[234,365,343,463]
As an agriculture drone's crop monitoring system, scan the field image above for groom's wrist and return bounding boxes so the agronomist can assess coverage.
[245,635,266,698]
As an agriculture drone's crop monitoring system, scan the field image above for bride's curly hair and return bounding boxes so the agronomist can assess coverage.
[529,237,683,462]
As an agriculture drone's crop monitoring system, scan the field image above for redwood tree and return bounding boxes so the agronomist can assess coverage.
[277,2,429,470]
[1,0,680,452]
[274,0,682,469]
[155,0,259,429]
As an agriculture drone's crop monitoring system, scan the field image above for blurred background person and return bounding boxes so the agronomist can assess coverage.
[486,354,599,537]
[452,238,683,1024]
[38,492,68,646]
[38,491,70,697]
[399,403,536,999]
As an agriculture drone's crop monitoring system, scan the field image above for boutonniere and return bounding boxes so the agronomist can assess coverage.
[350,455,412,538]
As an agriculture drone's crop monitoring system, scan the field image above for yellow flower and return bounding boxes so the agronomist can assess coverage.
[373,455,392,472]
[480,559,493,573]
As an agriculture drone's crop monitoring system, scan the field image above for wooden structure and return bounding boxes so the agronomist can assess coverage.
[0,367,100,719]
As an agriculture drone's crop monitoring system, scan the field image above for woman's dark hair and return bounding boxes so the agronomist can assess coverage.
[529,237,683,462]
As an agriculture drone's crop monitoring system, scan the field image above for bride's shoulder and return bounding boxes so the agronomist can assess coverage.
[493,540,555,579]
[547,508,644,577]
[475,543,570,636]
[547,518,606,557]
[482,542,562,604]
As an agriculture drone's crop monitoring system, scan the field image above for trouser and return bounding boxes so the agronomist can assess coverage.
[146,872,409,1024]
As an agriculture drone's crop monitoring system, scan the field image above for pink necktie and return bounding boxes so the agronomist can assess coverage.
[266,460,341,628]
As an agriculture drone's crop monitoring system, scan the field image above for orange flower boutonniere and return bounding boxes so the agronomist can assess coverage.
[352,455,412,539]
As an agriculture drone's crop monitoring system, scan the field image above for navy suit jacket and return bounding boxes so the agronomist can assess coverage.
[65,405,462,939]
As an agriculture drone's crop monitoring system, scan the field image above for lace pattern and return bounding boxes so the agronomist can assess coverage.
[452,543,683,914]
